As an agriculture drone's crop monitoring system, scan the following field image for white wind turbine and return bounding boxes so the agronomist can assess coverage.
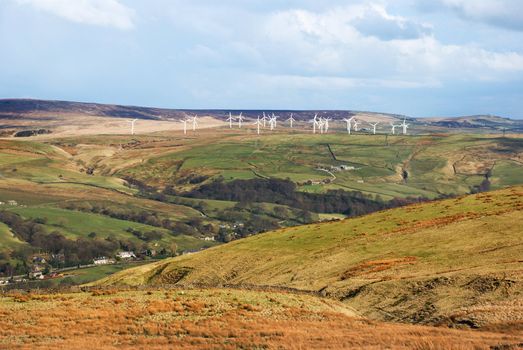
[390,122,399,135]
[128,118,138,135]
[261,112,268,127]
[353,119,360,132]
[318,117,326,134]
[237,112,245,128]
[324,117,331,133]
[253,116,263,135]
[226,112,235,129]
[369,122,379,135]
[180,118,189,135]
[342,116,354,135]
[269,115,277,130]
[286,113,296,128]
[192,115,198,131]
[401,118,409,135]
[311,114,319,134]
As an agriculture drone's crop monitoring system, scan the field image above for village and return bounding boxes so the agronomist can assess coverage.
[0,250,138,286]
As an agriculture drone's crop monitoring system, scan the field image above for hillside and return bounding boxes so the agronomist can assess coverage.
[3,288,522,349]
[98,186,523,330]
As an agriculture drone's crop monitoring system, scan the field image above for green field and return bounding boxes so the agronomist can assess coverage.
[115,133,523,199]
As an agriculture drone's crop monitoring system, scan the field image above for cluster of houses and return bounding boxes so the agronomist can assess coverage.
[0,200,20,206]
[93,251,136,265]
[0,251,140,286]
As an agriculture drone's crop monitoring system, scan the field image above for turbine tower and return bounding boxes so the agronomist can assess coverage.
[369,122,379,135]
[286,113,296,128]
[128,119,138,135]
[237,112,244,128]
[226,112,235,129]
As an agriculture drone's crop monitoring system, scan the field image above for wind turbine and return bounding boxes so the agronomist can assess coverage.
[226,112,235,129]
[237,112,244,128]
[128,119,138,135]
[253,116,263,135]
[390,122,399,135]
[342,116,354,135]
[311,114,319,134]
[401,118,409,135]
[180,118,188,135]
[369,122,379,135]
[318,117,326,134]
[269,115,277,130]
[324,117,331,133]
[286,113,296,128]
[261,112,268,127]
[192,115,198,131]
[353,119,360,132]
[271,113,278,128]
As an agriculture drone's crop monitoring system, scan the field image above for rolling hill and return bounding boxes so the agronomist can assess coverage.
[98,185,523,330]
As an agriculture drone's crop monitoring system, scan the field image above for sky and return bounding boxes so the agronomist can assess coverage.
[1,0,523,118]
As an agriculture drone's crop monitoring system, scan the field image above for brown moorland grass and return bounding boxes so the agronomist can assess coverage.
[0,288,522,350]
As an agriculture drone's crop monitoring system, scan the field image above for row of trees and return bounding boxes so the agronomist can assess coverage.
[167,178,399,216]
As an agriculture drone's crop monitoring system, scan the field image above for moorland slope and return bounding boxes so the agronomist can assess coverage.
[99,186,523,329]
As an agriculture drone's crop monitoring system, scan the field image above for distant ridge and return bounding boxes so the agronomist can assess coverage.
[1,98,522,129]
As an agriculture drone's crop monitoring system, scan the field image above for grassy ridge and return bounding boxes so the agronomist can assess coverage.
[98,186,523,328]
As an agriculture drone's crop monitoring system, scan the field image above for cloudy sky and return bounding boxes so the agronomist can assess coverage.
[1,0,523,117]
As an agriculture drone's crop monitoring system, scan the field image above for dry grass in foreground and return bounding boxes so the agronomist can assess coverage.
[0,288,521,350]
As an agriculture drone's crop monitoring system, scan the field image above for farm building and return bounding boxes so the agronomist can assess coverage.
[116,251,136,259]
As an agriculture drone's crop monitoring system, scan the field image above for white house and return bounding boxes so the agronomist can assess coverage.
[29,271,44,280]
[116,251,136,259]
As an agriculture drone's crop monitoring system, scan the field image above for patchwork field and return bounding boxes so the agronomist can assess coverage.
[1,288,521,350]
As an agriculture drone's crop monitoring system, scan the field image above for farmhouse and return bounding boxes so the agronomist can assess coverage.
[7,200,18,206]
[116,251,136,260]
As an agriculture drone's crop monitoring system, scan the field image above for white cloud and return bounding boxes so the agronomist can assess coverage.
[260,5,523,82]
[15,0,135,30]
[423,0,523,31]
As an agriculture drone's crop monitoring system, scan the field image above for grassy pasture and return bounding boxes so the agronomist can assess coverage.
[8,206,216,252]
